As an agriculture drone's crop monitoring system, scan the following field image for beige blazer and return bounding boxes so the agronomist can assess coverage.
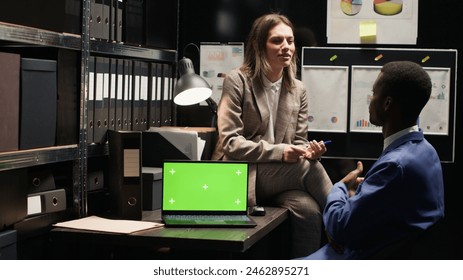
[212,68,309,205]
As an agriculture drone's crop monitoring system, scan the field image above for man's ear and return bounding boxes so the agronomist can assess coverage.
[384,96,392,111]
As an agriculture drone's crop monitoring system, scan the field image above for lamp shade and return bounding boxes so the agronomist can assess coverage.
[173,57,212,106]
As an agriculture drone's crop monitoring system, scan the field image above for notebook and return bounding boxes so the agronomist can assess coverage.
[161,160,257,227]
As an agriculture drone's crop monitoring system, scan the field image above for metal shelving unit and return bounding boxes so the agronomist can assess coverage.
[0,0,177,218]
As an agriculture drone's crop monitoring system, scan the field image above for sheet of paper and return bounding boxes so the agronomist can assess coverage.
[53,216,163,234]
[148,126,204,160]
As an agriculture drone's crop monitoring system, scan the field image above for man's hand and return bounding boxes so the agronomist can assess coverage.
[341,161,364,197]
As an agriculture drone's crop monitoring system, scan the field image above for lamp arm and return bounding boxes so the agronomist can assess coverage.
[205,97,218,114]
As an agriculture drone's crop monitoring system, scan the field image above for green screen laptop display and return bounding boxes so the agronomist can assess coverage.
[162,161,248,211]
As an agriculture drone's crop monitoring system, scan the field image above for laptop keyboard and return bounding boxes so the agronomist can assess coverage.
[164,214,251,224]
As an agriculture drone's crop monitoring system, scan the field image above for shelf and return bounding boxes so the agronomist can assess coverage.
[0,21,81,50]
[89,39,177,62]
[0,145,78,171]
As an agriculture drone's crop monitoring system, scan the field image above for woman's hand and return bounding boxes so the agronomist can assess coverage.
[282,140,328,162]
[302,140,328,160]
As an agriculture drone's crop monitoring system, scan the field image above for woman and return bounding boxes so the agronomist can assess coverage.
[211,13,332,258]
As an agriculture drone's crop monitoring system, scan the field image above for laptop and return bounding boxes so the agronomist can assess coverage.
[161,160,257,227]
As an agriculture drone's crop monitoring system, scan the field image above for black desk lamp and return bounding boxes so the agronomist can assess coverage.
[174,44,218,127]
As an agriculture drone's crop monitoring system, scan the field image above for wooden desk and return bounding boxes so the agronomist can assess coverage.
[50,207,289,259]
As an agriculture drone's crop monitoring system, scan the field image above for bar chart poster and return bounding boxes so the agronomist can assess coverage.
[350,65,382,133]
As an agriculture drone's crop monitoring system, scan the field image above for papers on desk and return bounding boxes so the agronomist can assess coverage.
[53,216,164,234]
[147,126,206,160]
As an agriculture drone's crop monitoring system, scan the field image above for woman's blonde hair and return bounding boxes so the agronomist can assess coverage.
[240,13,297,91]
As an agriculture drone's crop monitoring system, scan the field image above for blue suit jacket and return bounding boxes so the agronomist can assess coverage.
[303,130,445,259]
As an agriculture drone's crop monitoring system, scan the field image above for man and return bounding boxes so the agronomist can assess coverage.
[300,61,445,259]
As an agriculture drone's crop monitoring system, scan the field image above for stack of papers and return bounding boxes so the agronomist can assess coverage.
[53,216,164,234]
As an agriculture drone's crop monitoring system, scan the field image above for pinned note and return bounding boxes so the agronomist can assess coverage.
[359,20,377,44]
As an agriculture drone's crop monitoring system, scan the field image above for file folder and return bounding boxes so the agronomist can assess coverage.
[108,130,142,220]
[19,58,57,150]
[0,52,20,153]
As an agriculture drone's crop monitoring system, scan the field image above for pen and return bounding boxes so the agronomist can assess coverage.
[305,140,332,149]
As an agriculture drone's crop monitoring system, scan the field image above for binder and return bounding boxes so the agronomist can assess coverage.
[132,60,142,131]
[108,130,142,220]
[56,49,79,146]
[115,59,124,130]
[27,189,66,216]
[27,168,56,194]
[94,0,105,40]
[148,62,159,127]
[160,63,173,126]
[102,0,111,41]
[0,52,20,153]
[152,63,163,127]
[94,56,110,144]
[89,0,98,39]
[139,61,149,131]
[123,60,133,130]
[19,58,57,150]
[109,0,117,42]
[87,56,96,143]
[115,0,124,42]
[108,58,117,131]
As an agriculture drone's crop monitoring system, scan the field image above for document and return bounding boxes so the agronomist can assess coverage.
[53,215,163,234]
[147,127,206,160]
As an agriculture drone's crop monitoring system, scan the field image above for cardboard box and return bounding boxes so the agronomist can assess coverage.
[142,167,162,210]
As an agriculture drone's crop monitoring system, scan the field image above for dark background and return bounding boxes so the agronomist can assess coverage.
[176,0,462,258]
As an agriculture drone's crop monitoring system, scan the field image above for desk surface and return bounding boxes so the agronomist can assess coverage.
[51,207,288,254]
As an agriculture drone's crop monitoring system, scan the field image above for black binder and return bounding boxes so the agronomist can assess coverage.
[132,60,141,131]
[160,63,173,126]
[115,59,124,130]
[108,58,117,131]
[108,130,142,220]
[150,62,162,127]
[123,60,133,130]
[94,56,110,144]
[87,56,96,143]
